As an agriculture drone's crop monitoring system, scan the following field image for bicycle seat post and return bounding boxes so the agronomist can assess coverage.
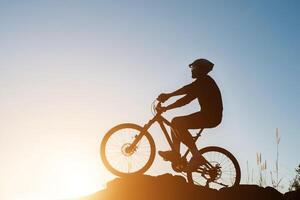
[193,128,204,142]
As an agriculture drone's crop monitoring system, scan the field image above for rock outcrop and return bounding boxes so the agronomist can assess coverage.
[78,173,300,200]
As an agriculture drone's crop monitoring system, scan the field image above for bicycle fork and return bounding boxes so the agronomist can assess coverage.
[127,115,158,152]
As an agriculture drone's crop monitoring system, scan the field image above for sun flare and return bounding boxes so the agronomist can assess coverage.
[50,156,106,199]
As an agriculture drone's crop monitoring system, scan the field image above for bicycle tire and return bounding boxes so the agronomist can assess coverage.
[187,146,240,189]
[100,123,156,177]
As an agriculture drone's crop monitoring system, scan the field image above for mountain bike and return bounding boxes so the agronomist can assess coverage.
[100,100,241,189]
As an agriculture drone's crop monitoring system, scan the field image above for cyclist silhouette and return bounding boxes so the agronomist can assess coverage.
[157,58,223,170]
[101,58,240,186]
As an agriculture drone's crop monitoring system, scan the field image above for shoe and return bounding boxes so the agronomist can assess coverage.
[187,153,206,171]
[158,150,180,162]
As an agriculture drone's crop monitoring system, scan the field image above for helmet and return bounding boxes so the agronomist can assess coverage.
[189,58,214,74]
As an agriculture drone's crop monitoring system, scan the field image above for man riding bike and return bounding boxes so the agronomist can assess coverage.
[157,58,223,170]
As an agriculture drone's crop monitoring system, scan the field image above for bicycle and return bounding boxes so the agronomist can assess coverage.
[100,100,241,189]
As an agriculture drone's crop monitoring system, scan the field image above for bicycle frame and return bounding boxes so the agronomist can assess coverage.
[129,111,204,161]
[101,101,240,188]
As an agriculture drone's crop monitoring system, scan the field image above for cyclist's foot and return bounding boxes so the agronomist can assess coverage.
[158,150,180,162]
[187,153,206,171]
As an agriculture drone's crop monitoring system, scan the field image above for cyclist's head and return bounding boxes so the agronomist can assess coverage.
[189,58,214,78]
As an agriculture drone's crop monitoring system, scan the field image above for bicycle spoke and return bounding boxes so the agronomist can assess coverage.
[187,147,240,190]
[212,180,229,187]
[103,126,153,174]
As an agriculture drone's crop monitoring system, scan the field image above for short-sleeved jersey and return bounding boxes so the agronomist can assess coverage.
[183,75,223,116]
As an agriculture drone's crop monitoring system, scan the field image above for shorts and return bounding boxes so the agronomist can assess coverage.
[172,111,222,130]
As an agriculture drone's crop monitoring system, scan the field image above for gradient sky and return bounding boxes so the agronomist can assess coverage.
[0,1,299,199]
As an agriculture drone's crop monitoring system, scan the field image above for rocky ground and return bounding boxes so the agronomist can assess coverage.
[77,173,300,200]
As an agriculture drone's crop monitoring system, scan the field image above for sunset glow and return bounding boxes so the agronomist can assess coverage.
[1,1,299,199]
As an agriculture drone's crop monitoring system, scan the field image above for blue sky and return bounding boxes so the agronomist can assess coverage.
[0,1,299,199]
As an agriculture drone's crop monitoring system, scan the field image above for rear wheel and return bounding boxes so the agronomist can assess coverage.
[187,146,240,189]
[100,123,156,177]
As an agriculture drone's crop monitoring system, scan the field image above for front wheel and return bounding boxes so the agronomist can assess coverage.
[100,123,156,177]
[187,146,240,189]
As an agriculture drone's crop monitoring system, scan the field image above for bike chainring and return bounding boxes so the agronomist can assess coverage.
[171,157,188,173]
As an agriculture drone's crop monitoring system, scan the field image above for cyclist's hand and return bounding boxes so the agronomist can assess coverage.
[157,106,167,113]
[157,93,170,103]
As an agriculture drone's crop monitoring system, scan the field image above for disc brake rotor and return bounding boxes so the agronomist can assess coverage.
[201,161,222,181]
[121,143,136,156]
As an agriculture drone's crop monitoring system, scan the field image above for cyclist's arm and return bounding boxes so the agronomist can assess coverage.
[167,82,194,97]
[166,94,196,110]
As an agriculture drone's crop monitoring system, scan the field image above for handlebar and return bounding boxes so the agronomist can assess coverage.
[151,100,164,115]
[156,101,162,111]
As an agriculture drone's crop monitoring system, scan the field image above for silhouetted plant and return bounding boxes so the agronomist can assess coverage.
[251,168,254,184]
[289,164,300,191]
[270,128,283,190]
[256,152,267,186]
[245,160,254,184]
[246,128,286,190]
[276,128,280,183]
[246,160,250,184]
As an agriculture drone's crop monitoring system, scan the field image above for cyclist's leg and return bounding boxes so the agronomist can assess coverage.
[158,128,182,161]
[172,112,223,169]
[171,128,180,154]
[171,112,209,157]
